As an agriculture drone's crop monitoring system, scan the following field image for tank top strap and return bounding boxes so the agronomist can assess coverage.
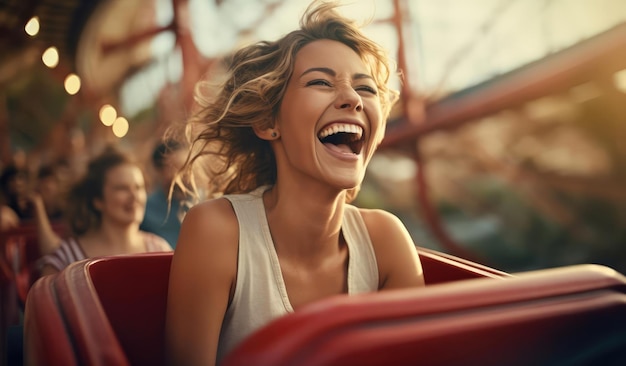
[218,186,293,361]
[342,204,379,292]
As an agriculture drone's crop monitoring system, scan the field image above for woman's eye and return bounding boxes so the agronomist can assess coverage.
[307,79,331,87]
[356,85,378,95]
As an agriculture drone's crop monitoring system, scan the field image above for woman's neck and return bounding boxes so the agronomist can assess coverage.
[79,221,143,256]
[263,182,347,261]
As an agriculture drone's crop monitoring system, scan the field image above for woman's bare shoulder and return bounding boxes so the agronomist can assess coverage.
[356,207,410,257]
[357,207,424,288]
[179,198,238,247]
[185,197,236,221]
[357,207,404,233]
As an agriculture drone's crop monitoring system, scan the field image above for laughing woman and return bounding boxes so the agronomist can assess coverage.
[166,1,424,365]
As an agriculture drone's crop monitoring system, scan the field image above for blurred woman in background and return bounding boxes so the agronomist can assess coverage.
[38,145,171,276]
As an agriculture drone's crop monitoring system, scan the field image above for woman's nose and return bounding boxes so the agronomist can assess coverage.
[334,86,363,112]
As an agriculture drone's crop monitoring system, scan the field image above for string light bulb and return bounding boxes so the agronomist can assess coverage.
[99,104,117,126]
[112,117,129,138]
[613,69,626,93]
[64,74,81,95]
[42,47,59,68]
[25,16,40,36]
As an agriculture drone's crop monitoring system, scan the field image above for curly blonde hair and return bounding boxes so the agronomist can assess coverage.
[175,0,399,203]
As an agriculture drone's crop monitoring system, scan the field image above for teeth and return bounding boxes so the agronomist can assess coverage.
[318,123,363,139]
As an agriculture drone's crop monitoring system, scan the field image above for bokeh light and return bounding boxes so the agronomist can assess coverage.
[42,47,59,68]
[99,104,117,126]
[25,16,40,36]
[613,69,626,93]
[112,117,129,138]
[64,74,81,95]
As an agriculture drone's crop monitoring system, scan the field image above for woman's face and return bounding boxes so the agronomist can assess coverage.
[94,163,147,226]
[274,39,384,190]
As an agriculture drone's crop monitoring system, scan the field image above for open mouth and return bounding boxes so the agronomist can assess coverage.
[318,123,364,154]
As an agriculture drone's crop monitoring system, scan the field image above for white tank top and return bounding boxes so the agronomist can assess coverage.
[217,186,379,362]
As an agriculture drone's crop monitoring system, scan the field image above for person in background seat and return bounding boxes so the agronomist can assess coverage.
[0,164,33,224]
[28,163,68,255]
[140,140,187,249]
[38,145,172,276]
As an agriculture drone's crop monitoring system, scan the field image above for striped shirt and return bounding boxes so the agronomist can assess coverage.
[38,232,172,272]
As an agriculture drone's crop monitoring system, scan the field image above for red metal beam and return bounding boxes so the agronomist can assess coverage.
[410,146,485,263]
[172,0,203,111]
[100,23,175,55]
[381,22,626,149]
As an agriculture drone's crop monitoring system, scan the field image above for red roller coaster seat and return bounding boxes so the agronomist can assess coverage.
[222,264,626,366]
[25,249,626,366]
[1,221,68,304]
[22,275,76,366]
[22,248,504,365]
[24,252,173,366]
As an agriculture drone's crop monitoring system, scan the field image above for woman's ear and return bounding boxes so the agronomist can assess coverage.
[253,126,280,140]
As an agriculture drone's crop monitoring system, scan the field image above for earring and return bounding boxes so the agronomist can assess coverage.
[271,131,278,138]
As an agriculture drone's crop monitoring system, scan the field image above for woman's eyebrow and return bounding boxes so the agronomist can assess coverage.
[300,67,374,81]
[353,73,374,82]
[301,67,335,77]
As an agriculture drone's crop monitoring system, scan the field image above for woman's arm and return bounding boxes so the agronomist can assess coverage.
[29,193,62,255]
[0,205,19,231]
[360,208,425,289]
[165,198,239,366]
